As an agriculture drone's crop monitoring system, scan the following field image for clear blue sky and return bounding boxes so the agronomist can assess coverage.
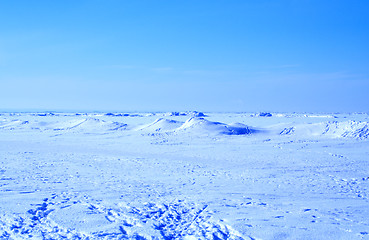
[1,0,368,112]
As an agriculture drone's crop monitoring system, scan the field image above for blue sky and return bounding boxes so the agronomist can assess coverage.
[1,0,368,112]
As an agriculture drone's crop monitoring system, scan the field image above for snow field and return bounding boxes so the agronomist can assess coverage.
[1,112,369,239]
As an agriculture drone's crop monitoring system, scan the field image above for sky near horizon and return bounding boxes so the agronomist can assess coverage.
[1,0,368,112]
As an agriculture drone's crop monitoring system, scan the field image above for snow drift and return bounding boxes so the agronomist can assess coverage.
[135,118,183,132]
[176,117,256,135]
[54,118,127,132]
[0,118,127,132]
[134,117,257,136]
[2,113,368,140]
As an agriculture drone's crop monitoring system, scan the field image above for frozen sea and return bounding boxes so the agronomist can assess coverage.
[0,112,369,239]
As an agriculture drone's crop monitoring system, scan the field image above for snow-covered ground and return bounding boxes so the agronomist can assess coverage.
[1,112,369,239]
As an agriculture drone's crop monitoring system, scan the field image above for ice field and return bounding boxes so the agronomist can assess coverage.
[1,112,369,239]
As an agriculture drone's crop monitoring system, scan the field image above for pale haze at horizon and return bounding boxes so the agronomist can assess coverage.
[1,1,368,113]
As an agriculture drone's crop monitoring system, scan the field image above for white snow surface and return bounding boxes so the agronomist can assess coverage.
[1,112,369,239]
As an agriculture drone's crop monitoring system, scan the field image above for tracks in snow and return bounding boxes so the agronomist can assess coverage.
[0,193,246,240]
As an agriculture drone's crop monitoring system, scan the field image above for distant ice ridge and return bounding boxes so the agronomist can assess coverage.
[164,111,207,117]
[104,111,207,117]
[251,112,272,117]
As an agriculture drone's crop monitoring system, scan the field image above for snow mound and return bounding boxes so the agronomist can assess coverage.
[14,119,85,131]
[177,118,255,135]
[0,120,29,130]
[135,118,183,132]
[28,118,127,132]
[331,121,369,140]
[60,118,127,132]
[281,121,369,140]
[134,118,256,135]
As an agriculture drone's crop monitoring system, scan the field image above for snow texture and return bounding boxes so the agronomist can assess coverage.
[1,112,369,239]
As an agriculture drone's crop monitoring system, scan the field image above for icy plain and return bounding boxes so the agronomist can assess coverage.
[0,112,369,239]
